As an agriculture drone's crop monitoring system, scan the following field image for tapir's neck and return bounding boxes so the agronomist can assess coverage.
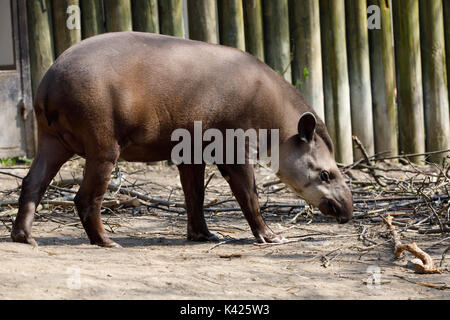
[269,76,331,152]
[276,81,313,143]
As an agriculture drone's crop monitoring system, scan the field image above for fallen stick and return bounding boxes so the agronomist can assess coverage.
[0,171,24,180]
[250,233,363,247]
[52,178,186,208]
[352,136,387,187]
[418,226,450,234]
[0,198,137,210]
[340,150,391,172]
[353,194,448,203]
[207,237,248,252]
[394,275,450,290]
[373,148,450,161]
[358,163,442,177]
[204,173,215,190]
[383,215,441,274]
[219,253,242,259]
[262,179,281,188]
[440,246,450,268]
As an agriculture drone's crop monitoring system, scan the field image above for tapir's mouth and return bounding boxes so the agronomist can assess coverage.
[318,198,353,224]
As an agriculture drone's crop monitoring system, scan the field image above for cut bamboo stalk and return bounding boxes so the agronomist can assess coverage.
[243,0,264,61]
[158,0,184,37]
[132,0,160,33]
[419,0,450,164]
[392,0,425,164]
[27,0,55,96]
[187,0,218,43]
[319,0,353,164]
[345,0,375,160]
[80,0,104,39]
[289,0,324,120]
[218,0,246,50]
[52,0,81,57]
[368,0,398,157]
[104,0,133,32]
[262,0,291,83]
[444,0,450,109]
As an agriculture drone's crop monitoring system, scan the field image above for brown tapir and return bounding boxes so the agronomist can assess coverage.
[11,32,353,247]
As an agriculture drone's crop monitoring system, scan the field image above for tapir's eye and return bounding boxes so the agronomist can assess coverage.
[320,170,330,182]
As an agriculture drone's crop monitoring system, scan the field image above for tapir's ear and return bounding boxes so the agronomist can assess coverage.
[298,112,316,143]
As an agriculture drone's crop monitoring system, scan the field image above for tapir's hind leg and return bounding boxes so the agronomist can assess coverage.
[217,164,287,243]
[177,164,219,242]
[74,157,120,247]
[11,134,74,246]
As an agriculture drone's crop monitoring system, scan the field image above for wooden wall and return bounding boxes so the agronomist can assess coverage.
[25,0,450,164]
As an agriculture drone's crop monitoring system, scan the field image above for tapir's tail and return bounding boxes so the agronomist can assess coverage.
[34,68,57,127]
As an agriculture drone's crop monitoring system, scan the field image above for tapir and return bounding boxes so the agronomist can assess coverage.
[11,32,353,247]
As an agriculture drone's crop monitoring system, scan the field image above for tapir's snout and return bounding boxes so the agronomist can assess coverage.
[318,191,353,224]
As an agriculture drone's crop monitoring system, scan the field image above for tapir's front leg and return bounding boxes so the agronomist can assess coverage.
[217,164,287,243]
[178,164,219,242]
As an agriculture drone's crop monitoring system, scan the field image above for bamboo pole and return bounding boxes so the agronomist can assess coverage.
[27,0,55,96]
[51,0,81,57]
[262,0,291,83]
[80,0,105,39]
[345,0,374,159]
[217,0,246,50]
[368,0,398,158]
[132,0,160,33]
[187,0,218,43]
[319,0,353,164]
[104,0,133,32]
[445,0,450,109]
[158,0,184,37]
[392,0,425,163]
[243,0,264,61]
[289,0,324,121]
[419,0,450,164]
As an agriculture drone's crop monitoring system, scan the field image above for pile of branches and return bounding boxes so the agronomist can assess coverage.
[343,140,449,236]
[0,145,449,272]
[0,147,449,230]
[260,142,450,273]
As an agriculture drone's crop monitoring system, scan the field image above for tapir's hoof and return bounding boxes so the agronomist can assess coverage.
[11,230,38,247]
[188,231,220,242]
[103,241,122,248]
[92,239,122,248]
[255,232,289,244]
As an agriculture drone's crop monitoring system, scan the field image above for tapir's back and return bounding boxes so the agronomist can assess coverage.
[47,33,278,120]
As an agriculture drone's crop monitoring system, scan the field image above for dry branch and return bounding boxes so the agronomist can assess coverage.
[0,198,138,210]
[372,148,450,161]
[352,136,387,187]
[1,153,449,256]
[53,178,185,208]
[383,215,441,274]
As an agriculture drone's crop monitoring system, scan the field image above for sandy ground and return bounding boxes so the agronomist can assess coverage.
[0,161,449,300]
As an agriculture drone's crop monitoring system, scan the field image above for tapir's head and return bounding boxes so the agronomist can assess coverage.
[276,112,353,224]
